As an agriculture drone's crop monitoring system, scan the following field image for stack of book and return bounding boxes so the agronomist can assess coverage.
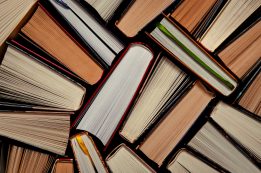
[0,0,260,172]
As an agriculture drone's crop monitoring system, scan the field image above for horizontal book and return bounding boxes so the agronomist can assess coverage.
[70,133,108,173]
[211,102,261,160]
[21,5,103,84]
[49,0,124,66]
[76,43,154,146]
[199,0,260,52]
[116,0,175,37]
[120,55,191,143]
[51,158,74,173]
[188,121,260,173]
[0,141,8,173]
[0,45,85,111]
[106,144,155,173]
[139,82,214,165]
[5,144,55,173]
[149,16,238,96]
[218,19,261,78]
[167,149,219,173]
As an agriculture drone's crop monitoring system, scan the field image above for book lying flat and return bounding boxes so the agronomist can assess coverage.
[51,158,74,173]
[0,45,85,111]
[49,0,124,66]
[106,144,155,173]
[76,43,154,146]
[5,144,55,173]
[188,122,260,173]
[70,133,108,173]
[120,55,191,143]
[116,0,175,37]
[167,149,219,173]
[21,5,103,84]
[0,111,70,155]
[149,16,237,96]
[139,82,214,165]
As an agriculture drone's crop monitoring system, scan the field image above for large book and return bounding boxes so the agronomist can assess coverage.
[120,55,191,143]
[139,82,214,165]
[0,45,85,111]
[51,158,74,173]
[21,5,103,84]
[75,43,154,146]
[148,16,238,96]
[106,144,155,173]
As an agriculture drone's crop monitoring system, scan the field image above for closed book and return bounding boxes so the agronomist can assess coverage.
[51,158,74,173]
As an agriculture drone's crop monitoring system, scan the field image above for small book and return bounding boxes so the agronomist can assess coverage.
[51,158,74,173]
[116,0,175,37]
[106,144,155,173]
[211,102,261,160]
[167,149,219,173]
[149,16,237,96]
[70,133,108,173]
[48,0,124,66]
[199,0,260,52]
[139,82,214,165]
[5,144,55,173]
[218,19,261,78]
[0,45,85,111]
[21,5,103,84]
[188,121,260,173]
[75,43,154,146]
[120,55,191,143]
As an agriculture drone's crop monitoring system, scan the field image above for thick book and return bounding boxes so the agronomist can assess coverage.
[115,0,175,37]
[51,158,74,173]
[106,144,155,173]
[75,43,154,146]
[70,132,108,173]
[139,82,214,165]
[148,16,238,96]
[0,45,85,111]
[21,5,104,84]
[120,55,192,143]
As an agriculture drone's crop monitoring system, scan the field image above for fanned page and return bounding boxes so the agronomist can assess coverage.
[199,0,260,52]
[239,72,261,116]
[0,0,36,46]
[120,56,190,143]
[211,102,261,160]
[21,6,103,84]
[188,122,260,173]
[167,150,219,173]
[150,17,237,96]
[106,145,155,173]
[77,43,153,145]
[218,20,261,78]
[116,0,174,37]
[49,0,124,66]
[139,82,213,165]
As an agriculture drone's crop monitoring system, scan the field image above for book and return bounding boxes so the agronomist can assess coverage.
[188,121,260,173]
[0,141,8,173]
[48,0,124,66]
[199,0,260,52]
[75,43,154,146]
[21,5,103,84]
[0,45,85,111]
[83,0,123,21]
[139,82,214,165]
[167,149,219,173]
[218,20,261,78]
[106,144,155,173]
[0,0,36,47]
[70,133,108,173]
[0,111,70,155]
[5,144,55,173]
[239,72,261,116]
[211,102,261,160]
[149,16,238,96]
[51,158,74,173]
[116,0,175,37]
[120,55,191,143]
